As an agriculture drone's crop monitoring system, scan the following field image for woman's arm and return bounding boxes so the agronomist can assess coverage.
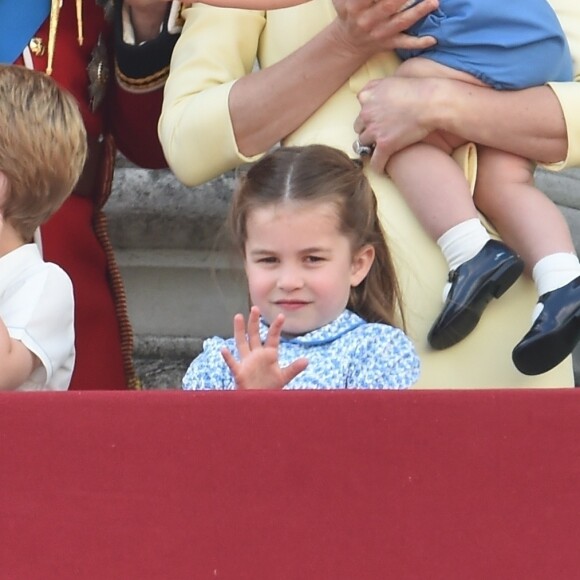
[355,76,575,173]
[230,0,439,156]
[159,0,438,185]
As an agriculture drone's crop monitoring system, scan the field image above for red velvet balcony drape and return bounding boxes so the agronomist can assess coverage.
[1,390,579,579]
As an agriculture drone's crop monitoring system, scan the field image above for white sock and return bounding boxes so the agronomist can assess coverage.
[437,219,490,301]
[531,252,580,321]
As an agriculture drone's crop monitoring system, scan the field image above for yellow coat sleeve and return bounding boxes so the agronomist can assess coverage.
[543,0,580,170]
[158,7,266,186]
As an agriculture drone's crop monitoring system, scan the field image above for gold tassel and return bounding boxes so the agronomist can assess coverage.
[47,1,85,74]
[76,0,84,45]
[46,0,62,75]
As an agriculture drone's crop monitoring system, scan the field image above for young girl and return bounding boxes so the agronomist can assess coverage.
[182,145,420,390]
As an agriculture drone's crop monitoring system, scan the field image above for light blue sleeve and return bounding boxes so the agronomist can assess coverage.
[182,337,236,390]
[346,325,420,389]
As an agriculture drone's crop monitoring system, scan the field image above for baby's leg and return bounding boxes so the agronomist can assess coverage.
[387,58,524,349]
[387,140,524,350]
[389,56,490,240]
[474,148,576,268]
[474,147,580,374]
[388,58,486,242]
[387,143,479,239]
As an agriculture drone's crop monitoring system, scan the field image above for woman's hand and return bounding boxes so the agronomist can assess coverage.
[355,75,570,173]
[331,0,438,60]
[221,306,308,390]
[355,76,441,172]
[229,0,437,158]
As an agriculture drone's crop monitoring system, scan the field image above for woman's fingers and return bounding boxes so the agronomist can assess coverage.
[390,31,436,51]
[377,0,438,33]
[332,0,437,59]
[355,76,436,169]
[363,0,438,42]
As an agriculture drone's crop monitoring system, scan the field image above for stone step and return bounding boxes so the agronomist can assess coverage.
[106,159,246,388]
[133,335,199,389]
[107,163,236,251]
[536,167,580,251]
[118,248,247,388]
[115,248,247,338]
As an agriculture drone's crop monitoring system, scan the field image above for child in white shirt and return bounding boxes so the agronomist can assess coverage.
[0,65,87,390]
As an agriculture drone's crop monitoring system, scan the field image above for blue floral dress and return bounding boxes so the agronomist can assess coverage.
[397,0,573,89]
[182,309,420,390]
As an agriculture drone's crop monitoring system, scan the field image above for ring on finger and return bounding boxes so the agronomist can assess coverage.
[353,139,375,157]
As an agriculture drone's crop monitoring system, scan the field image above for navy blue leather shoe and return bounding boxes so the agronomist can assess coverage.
[428,240,524,350]
[512,275,580,375]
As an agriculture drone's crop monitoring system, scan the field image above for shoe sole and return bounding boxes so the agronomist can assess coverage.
[429,257,524,350]
[512,309,580,375]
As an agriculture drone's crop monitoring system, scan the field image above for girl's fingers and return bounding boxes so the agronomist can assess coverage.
[221,347,239,374]
[264,313,285,349]
[232,313,250,357]
[247,306,262,350]
[281,357,309,384]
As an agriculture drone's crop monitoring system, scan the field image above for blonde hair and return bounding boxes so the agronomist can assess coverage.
[0,65,87,241]
[230,145,406,329]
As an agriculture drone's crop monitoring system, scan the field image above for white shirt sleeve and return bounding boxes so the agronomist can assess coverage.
[3,263,74,388]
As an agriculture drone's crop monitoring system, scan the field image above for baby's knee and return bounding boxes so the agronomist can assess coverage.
[477,147,534,189]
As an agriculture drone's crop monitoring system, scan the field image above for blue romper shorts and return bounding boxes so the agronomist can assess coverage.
[397,0,573,89]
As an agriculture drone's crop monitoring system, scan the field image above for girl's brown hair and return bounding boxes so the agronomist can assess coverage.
[229,145,406,329]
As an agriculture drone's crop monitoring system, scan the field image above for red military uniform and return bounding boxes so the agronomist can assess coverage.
[12,1,180,389]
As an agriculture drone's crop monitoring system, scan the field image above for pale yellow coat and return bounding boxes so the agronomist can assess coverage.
[159,0,580,388]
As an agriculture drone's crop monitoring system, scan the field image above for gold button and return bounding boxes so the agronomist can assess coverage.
[29,37,45,56]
